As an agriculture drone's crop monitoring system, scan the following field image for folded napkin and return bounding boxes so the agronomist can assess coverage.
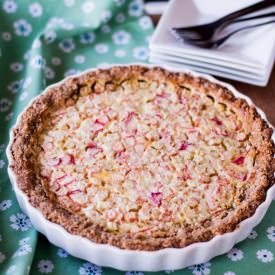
[0,0,274,275]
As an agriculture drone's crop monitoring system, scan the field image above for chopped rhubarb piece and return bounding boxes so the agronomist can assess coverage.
[92,122,104,134]
[232,156,245,165]
[55,173,66,181]
[115,151,129,164]
[180,96,187,105]
[180,165,191,180]
[95,119,106,126]
[150,192,163,207]
[50,157,62,167]
[51,181,61,192]
[85,142,97,150]
[67,189,81,196]
[63,179,75,187]
[124,111,136,126]
[211,117,223,126]
[156,91,169,98]
[63,154,75,165]
[85,143,103,155]
[214,128,228,137]
[179,142,191,151]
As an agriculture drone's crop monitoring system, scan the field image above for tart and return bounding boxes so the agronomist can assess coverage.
[9,65,274,251]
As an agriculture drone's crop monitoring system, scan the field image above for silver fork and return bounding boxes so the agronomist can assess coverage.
[171,0,275,42]
[172,11,275,43]
[183,19,275,48]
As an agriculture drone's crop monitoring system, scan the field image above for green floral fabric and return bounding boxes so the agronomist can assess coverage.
[0,0,274,274]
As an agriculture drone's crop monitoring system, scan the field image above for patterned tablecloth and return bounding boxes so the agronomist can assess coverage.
[0,0,274,274]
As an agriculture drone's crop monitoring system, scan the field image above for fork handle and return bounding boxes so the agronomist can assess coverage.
[219,0,275,24]
[214,19,275,48]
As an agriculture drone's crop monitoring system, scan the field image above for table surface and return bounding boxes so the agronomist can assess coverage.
[151,15,275,126]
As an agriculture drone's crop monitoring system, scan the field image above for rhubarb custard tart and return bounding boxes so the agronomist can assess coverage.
[9,65,274,251]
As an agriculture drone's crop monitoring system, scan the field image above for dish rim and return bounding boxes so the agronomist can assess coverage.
[6,63,275,271]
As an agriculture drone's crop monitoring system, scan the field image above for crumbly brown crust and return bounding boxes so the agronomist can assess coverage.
[9,65,275,250]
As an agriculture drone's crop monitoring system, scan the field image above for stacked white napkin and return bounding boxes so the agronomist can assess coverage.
[149,0,275,86]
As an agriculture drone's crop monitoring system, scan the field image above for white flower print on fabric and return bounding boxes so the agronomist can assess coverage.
[46,17,64,29]
[0,199,12,211]
[64,69,80,77]
[29,2,43,17]
[188,262,211,275]
[32,39,42,49]
[6,265,17,274]
[267,226,275,242]
[31,55,46,69]
[3,0,17,13]
[24,50,31,60]
[80,32,96,44]
[125,272,143,275]
[115,49,126,58]
[23,77,32,89]
[44,30,57,44]
[224,272,236,275]
[51,57,61,66]
[95,43,109,54]
[0,159,5,168]
[227,248,244,262]
[8,80,22,93]
[164,270,174,274]
[59,38,75,53]
[13,243,32,257]
[101,24,111,34]
[5,112,13,121]
[14,19,32,36]
[2,32,12,41]
[79,262,102,275]
[112,30,131,45]
[74,55,85,64]
[247,229,258,239]
[57,248,69,258]
[19,237,31,246]
[0,251,6,263]
[133,46,149,60]
[19,91,29,101]
[10,213,32,231]
[0,98,12,112]
[81,1,95,14]
[257,249,274,263]
[10,62,23,72]
[101,10,112,23]
[61,22,75,31]
[116,13,125,23]
[44,67,55,79]
[64,0,75,7]
[128,0,143,17]
[139,16,152,30]
[38,260,54,273]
